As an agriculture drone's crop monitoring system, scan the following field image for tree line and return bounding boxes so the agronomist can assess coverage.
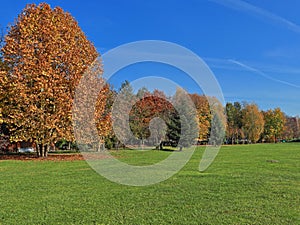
[103,84,299,148]
[225,102,298,144]
[0,3,299,156]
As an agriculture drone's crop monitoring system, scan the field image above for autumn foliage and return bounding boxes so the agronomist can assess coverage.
[129,90,174,146]
[241,104,265,143]
[0,3,100,156]
[263,108,285,143]
[189,94,211,142]
[0,3,298,156]
[72,60,110,151]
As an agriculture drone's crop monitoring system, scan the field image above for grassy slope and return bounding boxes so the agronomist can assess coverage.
[0,143,299,224]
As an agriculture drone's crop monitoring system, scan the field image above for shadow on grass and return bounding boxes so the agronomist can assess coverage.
[154,148,181,152]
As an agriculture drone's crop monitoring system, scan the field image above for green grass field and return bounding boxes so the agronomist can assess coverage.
[0,143,299,224]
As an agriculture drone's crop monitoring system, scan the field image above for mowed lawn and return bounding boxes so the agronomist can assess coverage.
[0,144,299,224]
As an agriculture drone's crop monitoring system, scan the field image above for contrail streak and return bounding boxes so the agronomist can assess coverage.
[229,59,300,89]
[209,0,300,34]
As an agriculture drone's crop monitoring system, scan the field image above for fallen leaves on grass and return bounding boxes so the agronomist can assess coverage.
[0,154,84,161]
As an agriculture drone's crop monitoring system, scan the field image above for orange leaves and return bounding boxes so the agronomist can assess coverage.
[189,94,211,141]
[72,59,107,146]
[241,104,265,143]
[129,90,174,141]
[0,3,99,149]
[95,83,112,137]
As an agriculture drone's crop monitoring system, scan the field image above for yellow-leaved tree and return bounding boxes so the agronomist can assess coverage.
[241,103,264,143]
[189,94,211,143]
[0,3,107,157]
[262,108,285,142]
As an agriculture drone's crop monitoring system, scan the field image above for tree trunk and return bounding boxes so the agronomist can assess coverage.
[44,145,49,157]
[41,145,44,157]
[39,144,43,157]
[159,141,163,150]
[36,143,40,157]
[97,141,101,152]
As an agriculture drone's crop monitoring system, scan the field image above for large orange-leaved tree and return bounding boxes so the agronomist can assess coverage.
[0,3,103,156]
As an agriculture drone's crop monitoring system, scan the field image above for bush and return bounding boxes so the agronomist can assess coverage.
[55,139,79,151]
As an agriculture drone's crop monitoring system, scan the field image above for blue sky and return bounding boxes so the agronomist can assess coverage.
[1,0,300,116]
